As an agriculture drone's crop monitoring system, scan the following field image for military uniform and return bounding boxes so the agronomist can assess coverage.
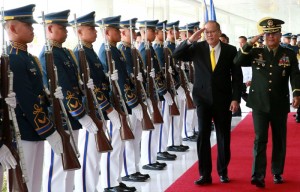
[234,18,300,187]
[97,15,138,192]
[69,12,112,192]
[164,21,189,152]
[178,22,199,142]
[138,20,172,170]
[39,10,85,192]
[118,18,151,182]
[3,5,58,192]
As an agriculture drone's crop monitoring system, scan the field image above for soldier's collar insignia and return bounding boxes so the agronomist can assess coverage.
[10,41,27,52]
[50,40,62,48]
[82,41,93,49]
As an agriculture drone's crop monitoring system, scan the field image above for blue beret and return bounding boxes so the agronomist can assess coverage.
[44,10,70,26]
[69,11,98,27]
[96,15,121,29]
[120,18,138,30]
[282,33,292,38]
[156,20,167,30]
[166,20,180,30]
[4,4,37,24]
[138,20,159,29]
[259,18,284,33]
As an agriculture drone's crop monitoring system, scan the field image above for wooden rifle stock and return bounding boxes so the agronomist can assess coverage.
[163,48,180,116]
[1,55,28,192]
[45,52,81,170]
[105,49,134,140]
[131,48,154,130]
[145,48,164,124]
[77,49,113,152]
[188,61,194,84]
[179,61,195,110]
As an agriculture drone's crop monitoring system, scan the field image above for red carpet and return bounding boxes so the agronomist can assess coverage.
[166,113,300,192]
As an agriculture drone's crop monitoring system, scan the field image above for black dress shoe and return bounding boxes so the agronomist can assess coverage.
[273,174,283,184]
[167,145,187,152]
[155,161,167,167]
[104,185,132,192]
[119,182,136,192]
[194,176,212,185]
[183,135,198,142]
[135,172,150,179]
[251,175,265,188]
[163,151,177,158]
[220,175,230,183]
[296,117,300,123]
[157,152,176,161]
[121,173,146,182]
[142,163,163,170]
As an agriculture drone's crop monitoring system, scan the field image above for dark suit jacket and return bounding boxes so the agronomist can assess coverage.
[234,43,300,113]
[173,40,242,108]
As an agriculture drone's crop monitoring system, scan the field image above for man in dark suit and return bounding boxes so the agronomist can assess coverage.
[173,21,243,185]
[234,18,300,188]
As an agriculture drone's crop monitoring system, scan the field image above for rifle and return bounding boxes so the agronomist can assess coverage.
[74,14,112,152]
[102,21,134,140]
[163,24,180,116]
[42,11,81,170]
[1,8,28,192]
[177,25,195,110]
[144,22,164,124]
[188,62,194,84]
[129,20,154,130]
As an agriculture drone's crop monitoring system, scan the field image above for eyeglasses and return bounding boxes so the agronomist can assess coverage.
[204,30,219,35]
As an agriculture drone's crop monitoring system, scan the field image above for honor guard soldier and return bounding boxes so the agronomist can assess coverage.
[234,18,300,188]
[3,4,64,192]
[98,15,142,192]
[165,21,189,152]
[290,34,299,54]
[138,20,174,170]
[178,22,199,142]
[69,12,121,192]
[153,20,178,161]
[281,33,293,49]
[118,18,150,182]
[39,10,98,192]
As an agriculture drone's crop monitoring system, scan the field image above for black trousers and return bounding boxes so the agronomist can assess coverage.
[196,103,232,177]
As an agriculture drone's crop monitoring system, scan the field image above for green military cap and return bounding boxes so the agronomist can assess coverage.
[259,18,284,33]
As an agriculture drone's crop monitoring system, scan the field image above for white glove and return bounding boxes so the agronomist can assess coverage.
[168,66,174,74]
[87,78,95,90]
[149,68,155,78]
[54,86,64,100]
[136,72,143,82]
[5,92,16,109]
[132,104,143,120]
[110,70,119,81]
[181,63,185,70]
[0,145,17,170]
[144,98,153,113]
[188,82,194,92]
[176,86,186,100]
[78,114,98,134]
[46,131,63,155]
[107,109,121,129]
[163,91,173,105]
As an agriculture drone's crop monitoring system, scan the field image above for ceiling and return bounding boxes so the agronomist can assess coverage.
[209,0,300,34]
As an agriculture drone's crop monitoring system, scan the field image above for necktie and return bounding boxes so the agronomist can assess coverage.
[210,48,216,71]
